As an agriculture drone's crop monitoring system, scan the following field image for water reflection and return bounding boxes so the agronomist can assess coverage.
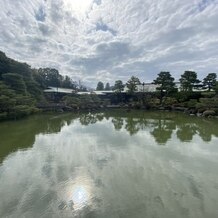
[57,168,93,213]
[1,111,218,163]
[77,111,218,145]
[0,113,76,162]
[0,111,218,218]
[111,117,124,131]
[108,111,218,144]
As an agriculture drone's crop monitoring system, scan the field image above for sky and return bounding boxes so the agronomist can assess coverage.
[0,0,218,87]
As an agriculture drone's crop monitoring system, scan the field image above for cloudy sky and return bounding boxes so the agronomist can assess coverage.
[0,0,218,87]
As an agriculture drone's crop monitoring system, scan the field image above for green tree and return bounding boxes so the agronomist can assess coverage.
[96,81,104,90]
[105,82,111,90]
[214,81,218,94]
[0,82,16,114]
[203,73,217,91]
[179,71,200,92]
[62,76,73,88]
[2,73,27,94]
[38,68,62,88]
[126,76,141,93]
[0,51,32,79]
[113,80,124,93]
[32,69,47,89]
[153,71,176,104]
[0,82,36,120]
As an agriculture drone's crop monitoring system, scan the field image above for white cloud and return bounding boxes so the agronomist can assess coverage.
[0,0,218,87]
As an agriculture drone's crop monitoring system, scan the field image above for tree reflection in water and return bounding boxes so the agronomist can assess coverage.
[151,119,176,145]
[111,117,124,131]
[77,111,218,145]
[0,113,76,162]
[1,110,218,218]
[125,117,141,135]
[1,110,218,163]
[176,123,197,142]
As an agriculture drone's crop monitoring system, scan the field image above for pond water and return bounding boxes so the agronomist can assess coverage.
[0,110,218,218]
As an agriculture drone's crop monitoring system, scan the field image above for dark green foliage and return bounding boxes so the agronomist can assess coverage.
[179,71,200,92]
[198,98,218,109]
[0,51,32,79]
[126,76,141,93]
[25,80,43,100]
[62,75,71,88]
[111,80,125,103]
[174,91,202,103]
[203,73,217,91]
[9,105,35,119]
[215,81,218,94]
[153,71,176,104]
[184,99,198,108]
[32,69,47,89]
[113,80,124,93]
[153,72,176,93]
[162,97,178,107]
[63,94,104,109]
[35,68,78,90]
[37,68,62,88]
[96,81,104,90]
[61,75,77,89]
[0,82,37,120]
[0,52,43,120]
[105,82,111,90]
[2,73,27,94]
[0,52,43,100]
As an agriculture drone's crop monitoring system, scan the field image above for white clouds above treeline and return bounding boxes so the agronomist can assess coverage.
[0,0,218,86]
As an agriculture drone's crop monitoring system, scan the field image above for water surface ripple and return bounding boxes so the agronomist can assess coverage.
[0,111,218,218]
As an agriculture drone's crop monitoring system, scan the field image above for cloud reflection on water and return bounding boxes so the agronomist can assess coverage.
[0,111,218,217]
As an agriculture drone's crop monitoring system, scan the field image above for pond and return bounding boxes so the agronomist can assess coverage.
[0,110,218,218]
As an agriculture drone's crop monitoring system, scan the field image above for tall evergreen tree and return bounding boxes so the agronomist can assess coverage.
[153,71,176,104]
[113,80,124,93]
[126,76,141,93]
[179,71,200,92]
[203,73,217,91]
[105,82,111,90]
[96,81,104,90]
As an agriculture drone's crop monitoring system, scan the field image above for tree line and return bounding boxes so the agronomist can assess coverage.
[0,51,86,120]
[96,71,217,94]
[96,71,218,104]
[0,50,218,120]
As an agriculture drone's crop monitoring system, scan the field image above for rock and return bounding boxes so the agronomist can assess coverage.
[172,106,186,112]
[184,108,189,114]
[189,108,197,114]
[197,113,202,117]
[198,108,206,113]
[106,105,121,108]
[64,106,73,111]
[57,109,64,113]
[203,110,216,117]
